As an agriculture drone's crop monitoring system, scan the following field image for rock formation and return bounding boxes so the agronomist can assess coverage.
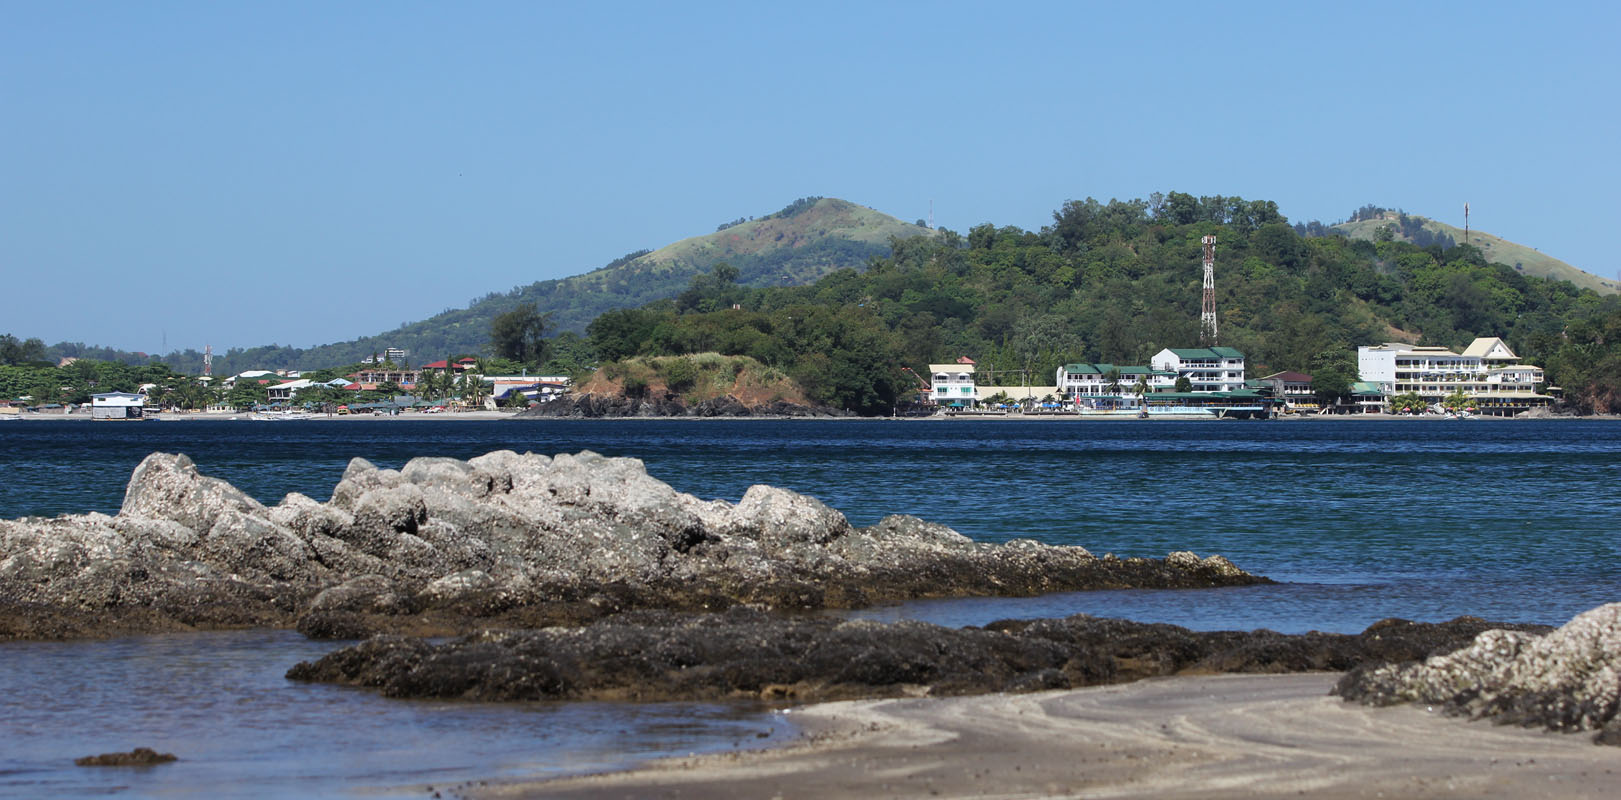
[0,451,1266,640]
[1337,602,1621,745]
[287,608,1541,704]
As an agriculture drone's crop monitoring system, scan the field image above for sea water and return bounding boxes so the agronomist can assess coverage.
[1,418,1617,796]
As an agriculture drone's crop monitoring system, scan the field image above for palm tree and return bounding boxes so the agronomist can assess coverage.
[460,372,488,410]
[1132,375,1149,407]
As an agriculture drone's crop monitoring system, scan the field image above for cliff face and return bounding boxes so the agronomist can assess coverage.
[0,450,1264,640]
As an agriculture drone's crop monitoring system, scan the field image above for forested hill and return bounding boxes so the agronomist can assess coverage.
[1324,207,1618,296]
[122,198,933,373]
[579,193,1621,414]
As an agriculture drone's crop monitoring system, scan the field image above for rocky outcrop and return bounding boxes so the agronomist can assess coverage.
[287,608,1540,704]
[1336,603,1621,745]
[517,393,842,418]
[75,748,178,767]
[0,451,1267,640]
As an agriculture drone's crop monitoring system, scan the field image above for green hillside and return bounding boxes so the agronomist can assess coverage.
[1333,213,1618,295]
[181,198,935,372]
[576,191,1621,414]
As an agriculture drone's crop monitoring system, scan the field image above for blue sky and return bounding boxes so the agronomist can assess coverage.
[3,1,1616,353]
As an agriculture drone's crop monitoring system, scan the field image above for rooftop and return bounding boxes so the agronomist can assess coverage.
[1166,347,1245,359]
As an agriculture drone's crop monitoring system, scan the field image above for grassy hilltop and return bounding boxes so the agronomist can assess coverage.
[179,198,935,372]
[1333,213,1618,296]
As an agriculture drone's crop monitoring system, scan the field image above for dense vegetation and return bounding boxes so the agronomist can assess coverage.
[0,358,199,408]
[573,192,1621,414]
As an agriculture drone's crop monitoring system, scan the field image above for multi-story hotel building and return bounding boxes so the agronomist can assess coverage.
[1357,337,1552,411]
[1151,347,1247,392]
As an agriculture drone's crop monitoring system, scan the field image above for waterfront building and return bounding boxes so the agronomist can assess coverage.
[929,360,979,407]
[348,367,421,387]
[267,379,317,402]
[1255,371,1317,411]
[1356,337,1553,413]
[1151,348,1247,393]
[1054,363,1175,404]
[90,392,145,420]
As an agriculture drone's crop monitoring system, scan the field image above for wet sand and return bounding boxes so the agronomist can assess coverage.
[471,673,1621,799]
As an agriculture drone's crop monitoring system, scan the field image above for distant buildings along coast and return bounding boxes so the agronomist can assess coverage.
[919,338,1553,418]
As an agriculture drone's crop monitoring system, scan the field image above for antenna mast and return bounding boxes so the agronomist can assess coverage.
[1200,235,1218,346]
[203,344,213,377]
[928,199,934,230]
[1464,202,1470,245]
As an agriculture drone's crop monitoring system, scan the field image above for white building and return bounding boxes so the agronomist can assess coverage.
[267,379,317,402]
[1357,337,1551,411]
[1151,348,1247,393]
[929,361,979,407]
[91,392,145,420]
[1054,363,1176,402]
[222,370,279,389]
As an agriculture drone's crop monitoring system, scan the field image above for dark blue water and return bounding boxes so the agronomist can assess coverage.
[2,417,1618,796]
[3,418,1616,627]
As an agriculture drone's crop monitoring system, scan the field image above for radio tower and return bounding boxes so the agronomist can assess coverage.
[203,345,213,377]
[1200,235,1218,346]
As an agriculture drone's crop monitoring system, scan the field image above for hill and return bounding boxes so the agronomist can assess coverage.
[85,198,932,374]
[240,198,933,371]
[1332,213,1618,295]
[569,191,1621,414]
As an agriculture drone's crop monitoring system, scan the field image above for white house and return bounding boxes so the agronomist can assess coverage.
[1357,337,1551,411]
[928,361,979,407]
[91,392,145,420]
[1151,347,1247,393]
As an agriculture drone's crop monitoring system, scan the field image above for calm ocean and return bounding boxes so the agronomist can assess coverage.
[2,418,1617,797]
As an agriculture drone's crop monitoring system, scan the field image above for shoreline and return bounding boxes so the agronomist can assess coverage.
[6,409,1621,423]
[467,673,1621,800]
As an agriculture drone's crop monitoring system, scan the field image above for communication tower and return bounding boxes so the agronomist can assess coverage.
[1200,235,1218,346]
[203,345,213,377]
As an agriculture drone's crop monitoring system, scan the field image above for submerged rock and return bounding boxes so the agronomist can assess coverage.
[1336,603,1621,745]
[75,747,177,767]
[0,450,1268,640]
[287,609,1536,704]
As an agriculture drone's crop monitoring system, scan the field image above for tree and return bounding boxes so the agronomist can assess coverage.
[0,334,47,366]
[1132,375,1149,402]
[1103,367,1122,397]
[490,304,552,366]
[458,372,488,409]
[227,382,268,410]
[1442,388,1473,412]
[1309,348,1357,410]
[1174,375,1193,393]
[1390,391,1427,414]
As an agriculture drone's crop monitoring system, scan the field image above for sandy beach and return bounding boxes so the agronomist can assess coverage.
[470,673,1621,800]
